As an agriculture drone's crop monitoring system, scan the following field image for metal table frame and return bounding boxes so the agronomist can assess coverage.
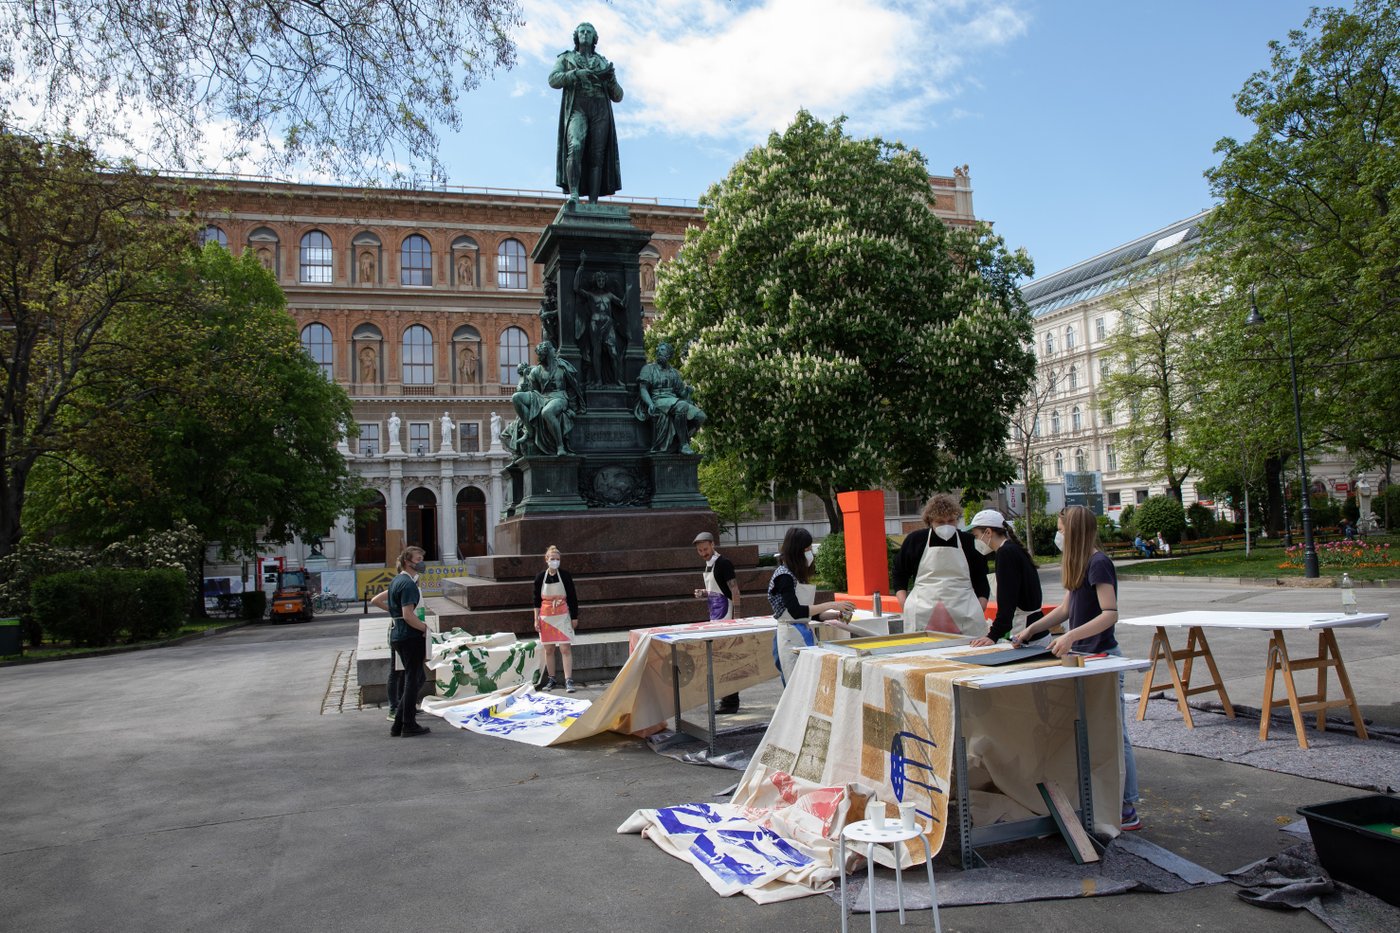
[670,638,719,755]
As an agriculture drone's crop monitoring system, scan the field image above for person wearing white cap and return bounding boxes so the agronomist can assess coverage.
[892,493,989,636]
[693,530,743,712]
[966,508,1043,647]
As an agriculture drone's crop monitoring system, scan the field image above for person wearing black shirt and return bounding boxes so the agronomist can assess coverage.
[692,531,743,712]
[533,545,582,691]
[892,494,989,635]
[966,508,1043,646]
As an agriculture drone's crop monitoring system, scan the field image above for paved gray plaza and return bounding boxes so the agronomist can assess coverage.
[1,576,1395,933]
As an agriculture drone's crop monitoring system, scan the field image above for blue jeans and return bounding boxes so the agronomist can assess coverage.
[1104,646,1140,806]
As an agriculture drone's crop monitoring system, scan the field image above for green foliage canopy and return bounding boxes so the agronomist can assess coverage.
[653,112,1036,527]
[1133,495,1188,544]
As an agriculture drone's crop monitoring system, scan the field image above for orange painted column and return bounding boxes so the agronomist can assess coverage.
[834,490,900,611]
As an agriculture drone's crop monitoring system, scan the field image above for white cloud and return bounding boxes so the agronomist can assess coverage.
[518,0,1028,140]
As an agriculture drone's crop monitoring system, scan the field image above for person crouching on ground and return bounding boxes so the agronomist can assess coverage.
[767,527,854,686]
[373,546,432,738]
[693,530,743,714]
[1014,505,1143,831]
[534,545,581,692]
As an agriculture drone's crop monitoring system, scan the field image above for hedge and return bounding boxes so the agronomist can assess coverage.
[31,568,188,647]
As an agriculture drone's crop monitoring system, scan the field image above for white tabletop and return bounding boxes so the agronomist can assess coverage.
[1119,610,1388,631]
[652,623,777,643]
[842,819,926,844]
[955,655,1149,689]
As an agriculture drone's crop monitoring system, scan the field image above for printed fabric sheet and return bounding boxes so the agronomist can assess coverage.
[426,631,540,699]
[621,644,1124,903]
[421,617,780,746]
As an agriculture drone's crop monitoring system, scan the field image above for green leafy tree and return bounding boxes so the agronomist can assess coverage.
[1203,0,1400,473]
[0,128,200,558]
[24,246,364,585]
[697,451,761,545]
[0,0,522,180]
[1009,378,1055,557]
[653,112,1036,531]
[1098,250,1203,501]
[1133,495,1187,544]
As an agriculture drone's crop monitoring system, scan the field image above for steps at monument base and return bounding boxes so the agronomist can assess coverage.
[463,545,762,581]
[423,592,776,638]
[442,566,772,611]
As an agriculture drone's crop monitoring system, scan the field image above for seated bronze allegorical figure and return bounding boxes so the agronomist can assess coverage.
[635,342,705,455]
[512,341,586,457]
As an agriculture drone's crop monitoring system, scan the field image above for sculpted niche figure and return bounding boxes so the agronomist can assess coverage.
[511,341,585,457]
[636,342,705,455]
[574,250,630,387]
[359,346,377,384]
[538,278,560,347]
[549,22,623,205]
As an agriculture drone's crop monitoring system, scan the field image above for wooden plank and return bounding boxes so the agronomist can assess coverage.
[1038,781,1100,864]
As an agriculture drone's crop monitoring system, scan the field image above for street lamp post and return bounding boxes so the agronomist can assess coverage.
[1246,287,1319,578]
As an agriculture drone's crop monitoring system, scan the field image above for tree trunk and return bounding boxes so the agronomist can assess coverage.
[1264,455,1286,536]
[818,489,844,535]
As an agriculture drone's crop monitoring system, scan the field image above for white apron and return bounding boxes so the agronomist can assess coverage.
[773,581,817,685]
[903,531,985,637]
[703,556,732,621]
[537,573,574,644]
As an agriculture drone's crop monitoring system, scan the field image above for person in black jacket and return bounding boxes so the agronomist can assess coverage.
[892,494,989,635]
[533,545,581,691]
[966,508,1043,646]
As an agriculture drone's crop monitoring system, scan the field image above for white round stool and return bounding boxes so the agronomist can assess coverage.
[838,819,942,933]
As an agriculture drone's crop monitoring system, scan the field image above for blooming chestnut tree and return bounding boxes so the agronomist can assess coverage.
[653,112,1036,529]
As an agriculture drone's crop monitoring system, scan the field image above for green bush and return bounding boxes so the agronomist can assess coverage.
[1343,495,1360,523]
[31,567,187,646]
[1133,496,1188,544]
[1307,494,1341,529]
[241,590,267,620]
[1119,504,1136,539]
[1382,484,1400,530]
[1095,515,1116,543]
[1186,503,1217,538]
[814,532,846,591]
[1013,513,1059,555]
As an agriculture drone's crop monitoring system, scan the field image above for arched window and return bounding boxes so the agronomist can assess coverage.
[1033,416,1041,437]
[499,326,529,382]
[402,325,434,385]
[1044,332,1055,354]
[1074,448,1087,472]
[1048,371,1058,392]
[401,234,432,286]
[1034,455,1045,477]
[1054,451,1064,476]
[1068,365,1079,390]
[299,230,333,283]
[300,323,333,380]
[198,225,228,248]
[1050,410,1061,434]
[1012,422,1023,441]
[1071,405,1082,432]
[497,238,527,289]
[1065,325,1076,350]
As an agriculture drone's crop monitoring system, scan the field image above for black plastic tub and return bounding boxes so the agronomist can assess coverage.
[1297,794,1400,906]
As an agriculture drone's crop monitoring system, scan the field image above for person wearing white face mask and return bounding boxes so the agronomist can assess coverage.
[966,508,1043,647]
[767,527,855,685]
[533,545,581,691]
[893,493,990,636]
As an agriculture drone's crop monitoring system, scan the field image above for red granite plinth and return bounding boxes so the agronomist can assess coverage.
[493,507,718,556]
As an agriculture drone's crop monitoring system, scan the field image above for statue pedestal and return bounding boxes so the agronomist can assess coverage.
[648,453,707,509]
[505,455,586,515]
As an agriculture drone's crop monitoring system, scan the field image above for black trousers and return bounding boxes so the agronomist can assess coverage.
[391,635,427,728]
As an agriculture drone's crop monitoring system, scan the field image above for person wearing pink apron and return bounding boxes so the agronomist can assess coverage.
[893,494,989,637]
[533,545,580,692]
[693,531,742,712]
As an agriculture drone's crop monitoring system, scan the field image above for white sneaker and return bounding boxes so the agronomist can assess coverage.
[565,679,577,693]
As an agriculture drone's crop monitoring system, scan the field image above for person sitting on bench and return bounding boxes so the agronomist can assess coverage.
[1133,534,1156,558]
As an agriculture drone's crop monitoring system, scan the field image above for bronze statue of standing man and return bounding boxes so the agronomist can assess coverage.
[549,22,623,205]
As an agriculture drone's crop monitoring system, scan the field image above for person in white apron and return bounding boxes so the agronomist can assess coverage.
[966,508,1044,646]
[533,545,580,692]
[766,528,855,686]
[693,531,743,712]
[893,494,989,637]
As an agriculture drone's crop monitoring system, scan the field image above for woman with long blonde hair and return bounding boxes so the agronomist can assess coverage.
[1014,505,1142,831]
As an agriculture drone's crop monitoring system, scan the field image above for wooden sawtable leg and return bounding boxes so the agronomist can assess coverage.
[1260,628,1367,748]
[1136,625,1233,727]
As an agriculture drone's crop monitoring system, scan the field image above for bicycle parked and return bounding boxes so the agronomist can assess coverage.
[312,592,345,614]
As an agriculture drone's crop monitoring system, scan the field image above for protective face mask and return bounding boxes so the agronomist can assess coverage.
[412,560,426,574]
[933,524,957,541]
[547,559,561,571]
[804,549,815,566]
[974,537,994,556]
[1053,531,1065,553]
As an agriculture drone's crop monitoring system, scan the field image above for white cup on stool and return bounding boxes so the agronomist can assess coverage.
[899,801,918,831]
[865,799,886,830]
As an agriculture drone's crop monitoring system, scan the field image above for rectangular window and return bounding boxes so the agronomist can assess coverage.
[358,423,380,457]
[897,490,925,515]
[1095,317,1106,341]
[1106,445,1118,471]
[772,487,799,522]
[459,421,480,453]
[1108,491,1122,507]
[409,422,431,455]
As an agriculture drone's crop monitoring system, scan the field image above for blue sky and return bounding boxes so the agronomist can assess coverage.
[433,0,1323,281]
